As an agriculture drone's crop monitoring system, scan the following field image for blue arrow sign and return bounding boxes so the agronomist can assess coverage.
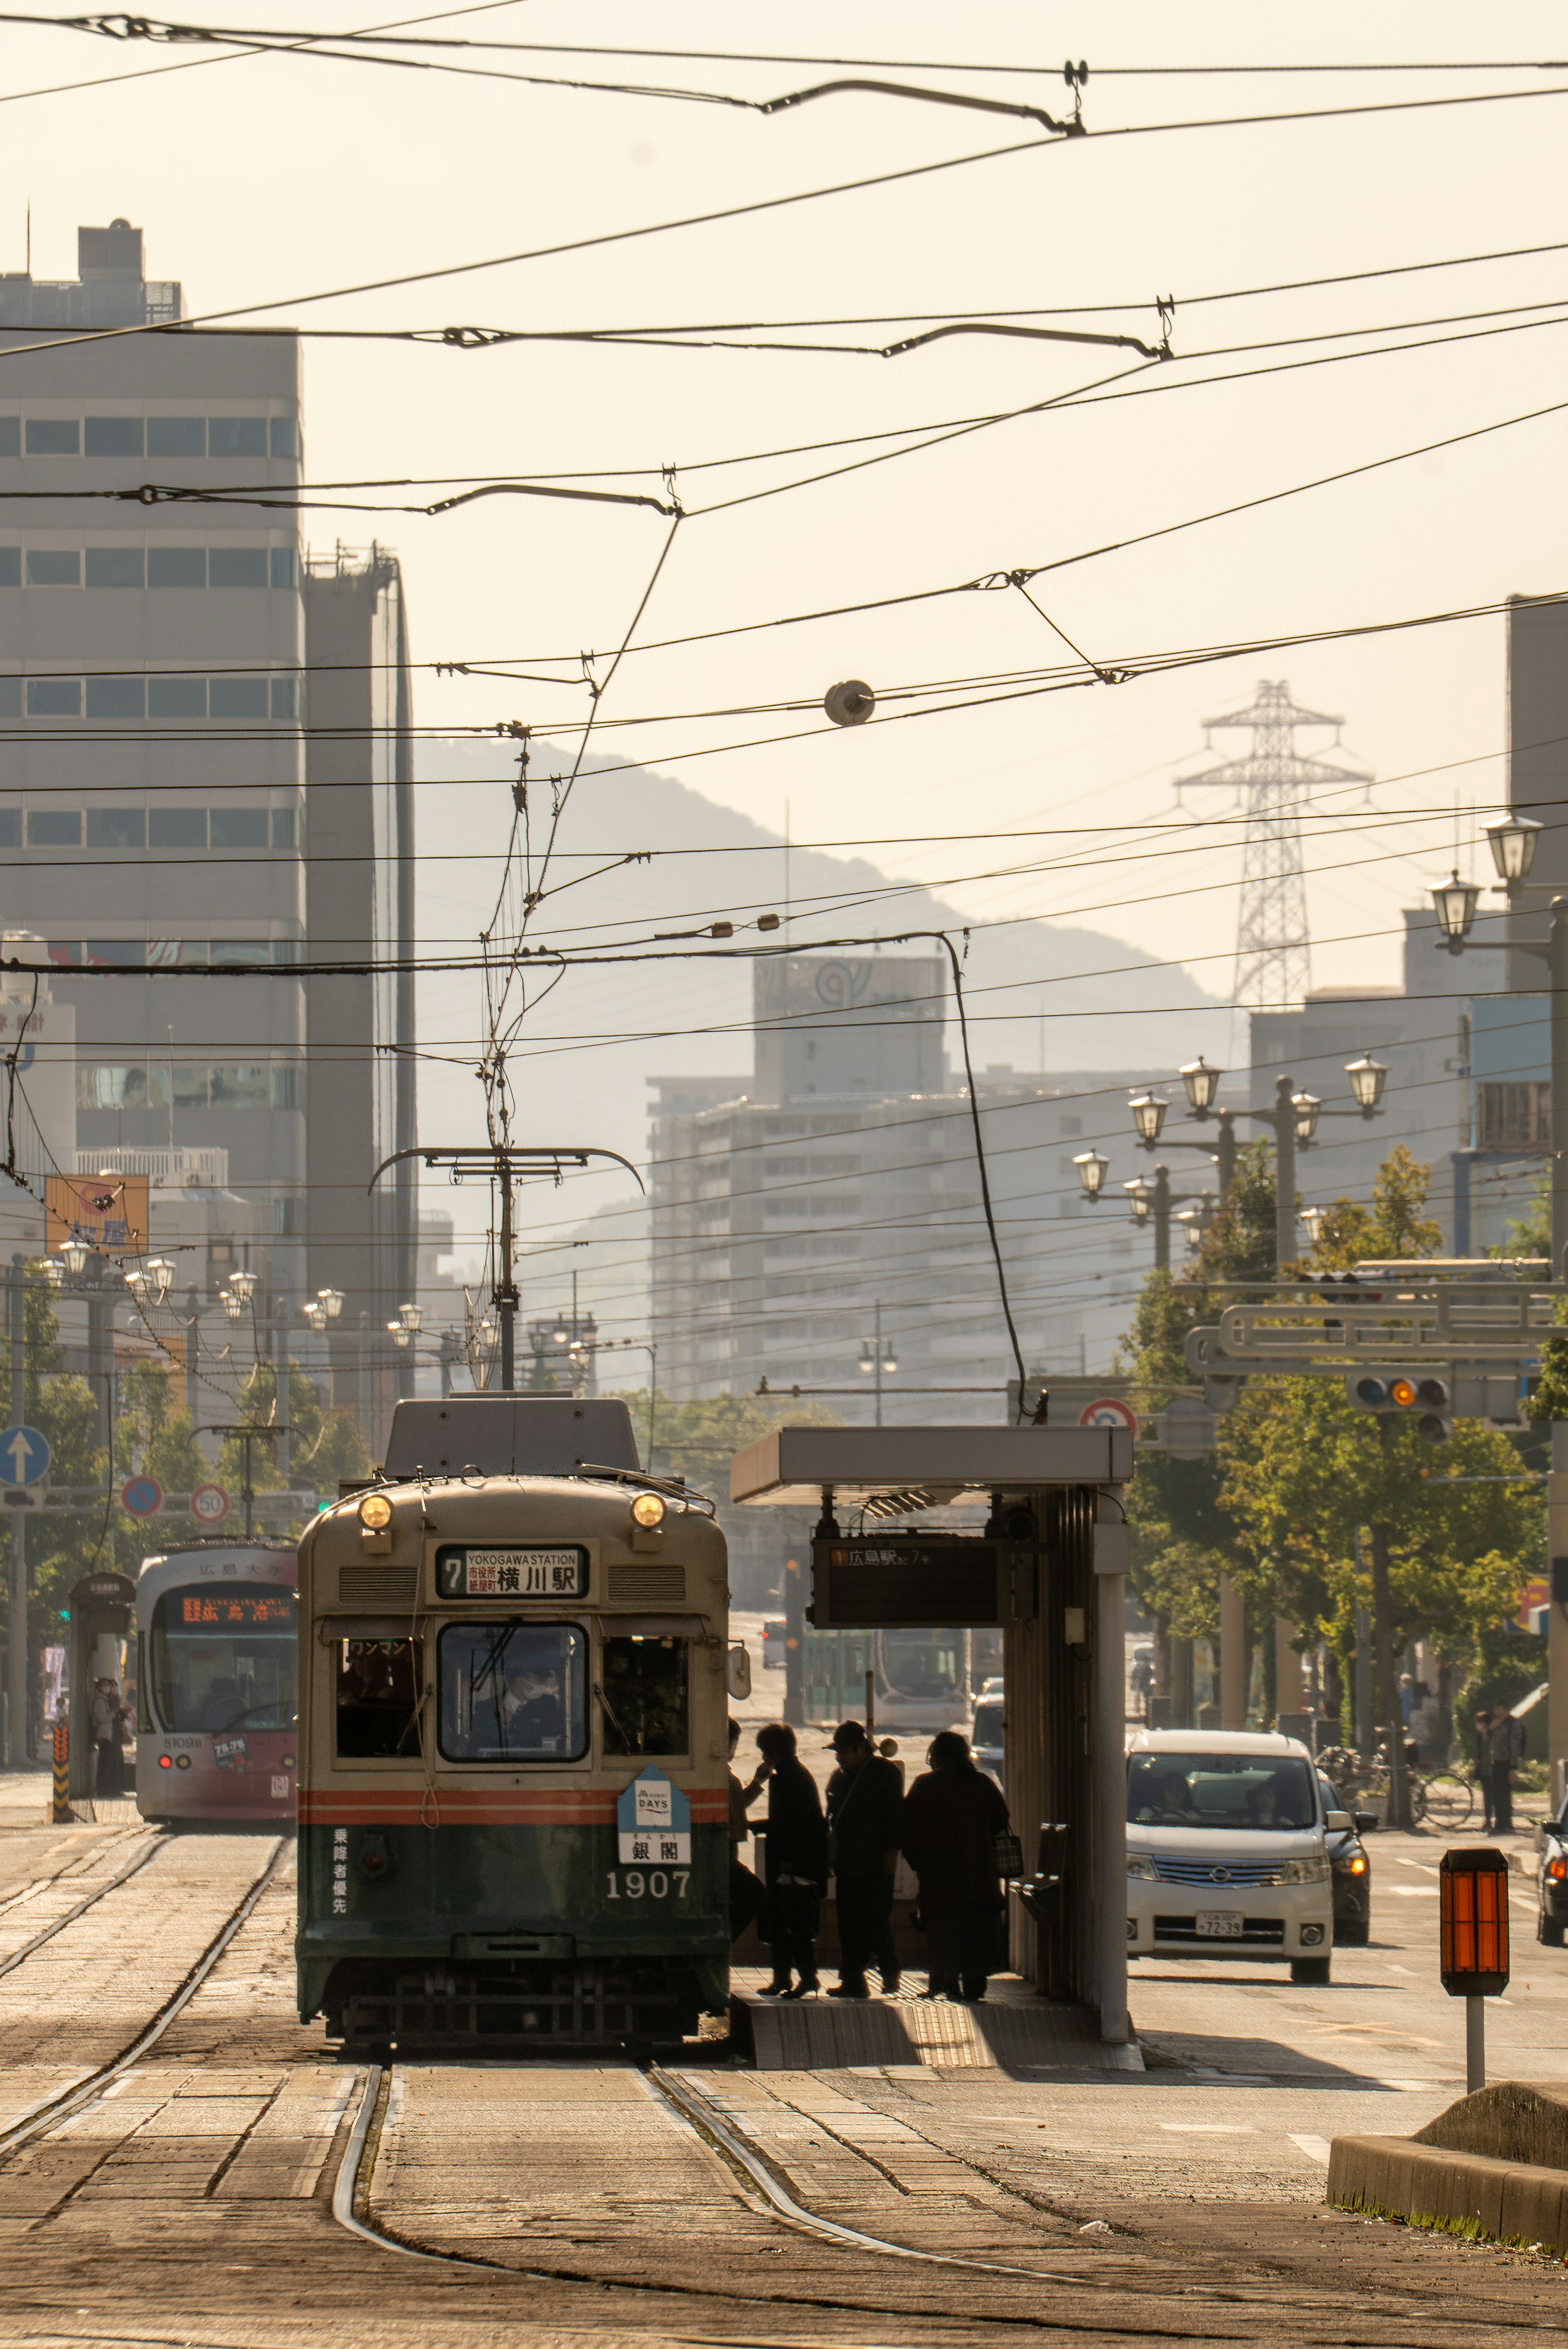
[0,1426,50,1486]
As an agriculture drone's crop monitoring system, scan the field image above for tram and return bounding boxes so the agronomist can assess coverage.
[295,1395,733,2050]
[135,1543,299,1824]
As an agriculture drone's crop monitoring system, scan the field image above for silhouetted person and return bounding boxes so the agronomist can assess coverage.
[825,1720,903,1999]
[756,1721,827,1999]
[727,1718,767,1946]
[902,1728,1010,2002]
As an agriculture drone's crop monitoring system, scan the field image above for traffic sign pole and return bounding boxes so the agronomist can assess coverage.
[8,1257,24,1770]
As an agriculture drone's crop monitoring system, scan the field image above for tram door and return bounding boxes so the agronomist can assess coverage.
[66,1571,136,1799]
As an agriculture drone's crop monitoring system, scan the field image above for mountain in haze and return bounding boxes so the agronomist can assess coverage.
[412,738,1229,1177]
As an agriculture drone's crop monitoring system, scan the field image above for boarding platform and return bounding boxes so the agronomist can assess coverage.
[730,1968,1143,2071]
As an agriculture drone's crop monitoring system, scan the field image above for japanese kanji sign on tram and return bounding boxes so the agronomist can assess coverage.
[617,1765,691,1863]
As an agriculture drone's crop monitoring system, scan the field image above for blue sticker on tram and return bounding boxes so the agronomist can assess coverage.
[617,1764,691,1863]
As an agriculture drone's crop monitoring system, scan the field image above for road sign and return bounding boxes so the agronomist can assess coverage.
[189,1482,231,1526]
[1078,1397,1138,1435]
[120,1475,163,1519]
[0,1426,51,1486]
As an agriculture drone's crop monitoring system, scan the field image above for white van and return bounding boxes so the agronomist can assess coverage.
[1125,1727,1343,1984]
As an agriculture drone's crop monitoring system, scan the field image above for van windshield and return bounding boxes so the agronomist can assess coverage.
[1127,1752,1317,1831]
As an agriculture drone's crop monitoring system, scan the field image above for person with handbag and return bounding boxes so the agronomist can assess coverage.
[824,1720,903,2000]
[755,1721,829,1999]
[901,1728,1011,2003]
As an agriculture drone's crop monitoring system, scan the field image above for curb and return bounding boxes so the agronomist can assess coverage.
[1328,2133,1568,2254]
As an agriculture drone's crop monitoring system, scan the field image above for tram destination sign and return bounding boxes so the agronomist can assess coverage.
[810,1538,1001,1629]
[434,1544,588,1600]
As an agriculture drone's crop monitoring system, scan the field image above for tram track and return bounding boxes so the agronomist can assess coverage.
[0,1833,164,1985]
[320,2058,1568,2345]
[0,1832,288,2157]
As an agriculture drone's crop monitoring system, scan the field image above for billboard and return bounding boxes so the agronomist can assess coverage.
[46,1172,150,1257]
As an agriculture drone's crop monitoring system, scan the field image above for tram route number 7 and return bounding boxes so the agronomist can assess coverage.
[607,1868,690,1900]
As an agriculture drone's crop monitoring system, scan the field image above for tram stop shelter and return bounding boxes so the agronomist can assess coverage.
[729,1423,1134,2045]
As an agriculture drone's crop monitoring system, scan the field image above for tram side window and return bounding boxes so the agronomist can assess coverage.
[438,1623,588,1762]
[601,1635,689,1756]
[336,1638,423,1759]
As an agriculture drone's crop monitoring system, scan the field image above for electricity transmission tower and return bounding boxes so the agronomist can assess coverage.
[1178,680,1370,1012]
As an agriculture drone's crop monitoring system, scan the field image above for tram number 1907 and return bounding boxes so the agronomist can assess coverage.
[606,1869,690,1900]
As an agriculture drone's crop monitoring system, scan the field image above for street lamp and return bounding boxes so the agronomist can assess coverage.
[1124,1179,1151,1223]
[1129,1091,1168,1147]
[1292,1092,1322,1145]
[1345,1051,1388,1113]
[1299,1204,1326,1249]
[399,1302,422,1333]
[316,1286,344,1323]
[43,1257,64,1290]
[1073,1148,1109,1200]
[144,1257,174,1302]
[388,1318,411,1351]
[220,1289,243,1322]
[1180,1056,1222,1114]
[858,1299,896,1424]
[1486,813,1542,887]
[301,1299,325,1332]
[1433,869,1483,953]
[229,1268,257,1305]
[60,1236,88,1278]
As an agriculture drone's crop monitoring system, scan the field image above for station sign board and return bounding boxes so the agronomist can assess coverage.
[809,1536,1005,1629]
[434,1544,588,1599]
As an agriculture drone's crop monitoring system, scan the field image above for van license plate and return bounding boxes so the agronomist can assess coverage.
[1195,1911,1244,1937]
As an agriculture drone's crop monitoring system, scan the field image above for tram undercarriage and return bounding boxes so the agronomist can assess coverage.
[324,1955,720,2051]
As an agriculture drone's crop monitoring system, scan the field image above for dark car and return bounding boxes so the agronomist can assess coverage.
[1538,1809,1568,1944]
[760,1614,787,1670]
[1318,1771,1374,1946]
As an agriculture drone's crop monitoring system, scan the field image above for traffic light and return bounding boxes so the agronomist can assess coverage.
[1345,1371,1452,1442]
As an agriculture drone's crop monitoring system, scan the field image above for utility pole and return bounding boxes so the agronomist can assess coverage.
[370,1143,642,1401]
[7,1258,24,1770]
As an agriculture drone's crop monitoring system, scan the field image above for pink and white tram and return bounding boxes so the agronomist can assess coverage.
[134,1544,298,1825]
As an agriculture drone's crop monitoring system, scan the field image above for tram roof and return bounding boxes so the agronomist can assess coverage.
[729,1423,1132,1507]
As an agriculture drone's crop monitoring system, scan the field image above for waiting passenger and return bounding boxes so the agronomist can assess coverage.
[755,1721,828,2000]
[726,1718,767,1946]
[902,1728,1010,2004]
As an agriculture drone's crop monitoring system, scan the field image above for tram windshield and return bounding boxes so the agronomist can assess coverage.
[877,1631,964,1704]
[150,1585,295,1734]
[439,1623,588,1762]
[336,1637,423,1759]
[601,1635,688,1756]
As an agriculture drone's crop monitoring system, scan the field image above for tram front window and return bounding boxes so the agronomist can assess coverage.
[601,1635,688,1756]
[439,1623,588,1762]
[150,1586,294,1735]
[336,1637,423,1759]
[877,1631,962,1704]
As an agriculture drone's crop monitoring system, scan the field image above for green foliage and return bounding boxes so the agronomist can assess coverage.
[1302,1143,1443,1272]
[613,1386,842,1488]
[1495,1172,1550,1260]
[297,1407,375,1493]
[1454,1621,1548,1729]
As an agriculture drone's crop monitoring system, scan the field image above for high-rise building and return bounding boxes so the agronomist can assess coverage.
[0,223,415,1437]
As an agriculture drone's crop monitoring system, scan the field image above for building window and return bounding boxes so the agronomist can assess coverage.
[146,417,205,459]
[268,416,299,460]
[0,419,17,457]
[270,806,296,849]
[148,807,207,849]
[1477,1081,1551,1149]
[209,808,269,849]
[269,546,298,588]
[25,550,80,587]
[86,809,146,850]
[0,812,18,848]
[0,549,18,586]
[78,1066,165,1112]
[172,1068,208,1109]
[270,677,299,720]
[147,677,207,720]
[85,546,145,588]
[207,417,267,459]
[209,1066,270,1110]
[25,680,80,718]
[271,1065,299,1109]
[209,677,267,721]
[83,417,143,458]
[26,808,82,847]
[24,419,79,456]
[147,546,206,588]
[85,677,146,721]
[84,941,145,969]
[208,546,268,589]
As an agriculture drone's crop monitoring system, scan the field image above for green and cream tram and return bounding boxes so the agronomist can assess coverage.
[296,1396,733,2050]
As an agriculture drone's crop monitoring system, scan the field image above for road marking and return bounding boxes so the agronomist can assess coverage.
[1288,2133,1332,2164]
[1383,1964,1414,1975]
[1388,1885,1438,1895]
[1158,2123,1257,2134]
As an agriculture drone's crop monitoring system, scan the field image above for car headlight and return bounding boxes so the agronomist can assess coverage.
[1127,1854,1157,1881]
[1281,1856,1331,1885]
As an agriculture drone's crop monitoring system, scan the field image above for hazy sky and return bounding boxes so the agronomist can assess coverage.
[4,4,1566,1270]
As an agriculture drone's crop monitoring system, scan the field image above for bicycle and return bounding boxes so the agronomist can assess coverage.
[1410,1769,1477,1831]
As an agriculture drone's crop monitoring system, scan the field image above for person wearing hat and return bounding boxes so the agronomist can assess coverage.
[825,1720,904,2000]
[755,1721,829,1998]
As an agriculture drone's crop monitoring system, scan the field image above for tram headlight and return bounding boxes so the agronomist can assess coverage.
[358,1492,394,1531]
[630,1491,666,1530]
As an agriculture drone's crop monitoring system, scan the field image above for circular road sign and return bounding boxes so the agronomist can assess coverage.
[0,1426,51,1486]
[189,1482,231,1527]
[1078,1397,1138,1435]
[120,1475,164,1519]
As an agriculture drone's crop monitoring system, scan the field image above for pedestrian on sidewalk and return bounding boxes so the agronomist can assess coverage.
[90,1678,131,1799]
[1473,1709,1496,1831]
[901,1728,1011,2003]
[1487,1700,1525,1836]
[755,1721,828,2000]
[824,1720,903,2000]
[726,1718,768,1946]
